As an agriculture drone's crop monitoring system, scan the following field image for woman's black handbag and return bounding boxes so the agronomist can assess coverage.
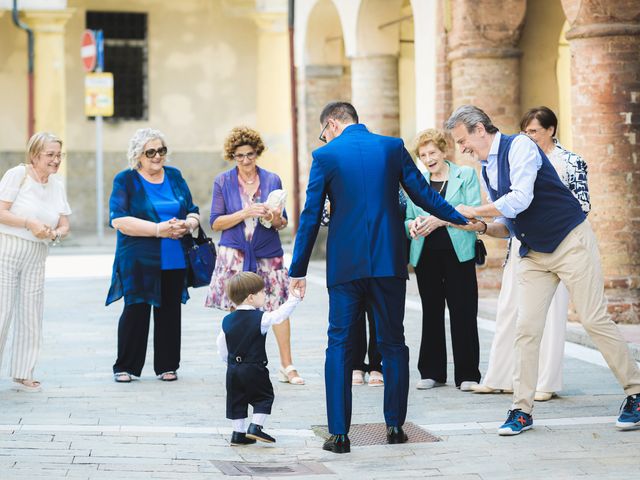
[475,237,487,266]
[187,225,217,288]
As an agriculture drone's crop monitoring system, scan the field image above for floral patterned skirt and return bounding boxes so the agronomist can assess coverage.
[204,245,290,312]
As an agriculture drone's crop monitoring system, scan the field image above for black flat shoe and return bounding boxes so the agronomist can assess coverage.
[386,426,408,444]
[230,431,256,446]
[246,423,276,443]
[322,434,350,454]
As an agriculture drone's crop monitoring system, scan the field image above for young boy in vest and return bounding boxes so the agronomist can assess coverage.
[217,272,301,446]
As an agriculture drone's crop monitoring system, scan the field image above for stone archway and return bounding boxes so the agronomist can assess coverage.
[300,0,351,182]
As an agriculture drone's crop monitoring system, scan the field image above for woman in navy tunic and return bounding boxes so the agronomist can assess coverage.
[106,128,200,382]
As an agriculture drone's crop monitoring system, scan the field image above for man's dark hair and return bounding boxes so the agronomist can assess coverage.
[520,106,558,137]
[319,102,359,125]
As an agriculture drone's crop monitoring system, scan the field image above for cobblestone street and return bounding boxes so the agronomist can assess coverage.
[0,248,639,479]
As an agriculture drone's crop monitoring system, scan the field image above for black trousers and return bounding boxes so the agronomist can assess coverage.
[414,248,480,386]
[226,363,274,419]
[113,269,185,377]
[353,305,382,372]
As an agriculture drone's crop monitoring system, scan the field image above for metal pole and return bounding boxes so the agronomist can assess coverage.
[288,0,300,234]
[12,0,35,139]
[96,115,104,242]
[95,30,104,243]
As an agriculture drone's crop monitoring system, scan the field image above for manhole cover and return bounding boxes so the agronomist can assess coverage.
[312,422,441,446]
[213,461,333,477]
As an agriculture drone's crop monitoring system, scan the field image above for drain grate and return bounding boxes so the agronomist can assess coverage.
[213,461,333,477]
[312,422,441,446]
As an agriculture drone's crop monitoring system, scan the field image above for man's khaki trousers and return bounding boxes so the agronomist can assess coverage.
[513,220,640,414]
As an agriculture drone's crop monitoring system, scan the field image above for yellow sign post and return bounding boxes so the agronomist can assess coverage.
[84,72,114,117]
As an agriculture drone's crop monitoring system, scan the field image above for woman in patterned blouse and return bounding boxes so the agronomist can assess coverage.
[205,127,304,385]
[472,106,590,401]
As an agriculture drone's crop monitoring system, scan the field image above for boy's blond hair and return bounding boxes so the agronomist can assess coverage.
[226,272,265,305]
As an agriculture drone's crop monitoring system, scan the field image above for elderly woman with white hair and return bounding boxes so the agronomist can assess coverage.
[0,131,71,392]
[107,128,200,383]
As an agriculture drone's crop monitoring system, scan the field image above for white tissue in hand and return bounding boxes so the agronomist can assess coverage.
[259,189,287,229]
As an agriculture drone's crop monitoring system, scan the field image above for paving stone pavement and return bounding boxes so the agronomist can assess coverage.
[0,248,639,479]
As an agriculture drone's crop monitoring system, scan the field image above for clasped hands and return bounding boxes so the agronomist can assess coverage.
[451,205,486,232]
[158,218,197,239]
[27,219,58,240]
[408,215,448,239]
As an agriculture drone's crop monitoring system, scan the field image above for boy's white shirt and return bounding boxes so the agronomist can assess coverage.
[216,295,301,364]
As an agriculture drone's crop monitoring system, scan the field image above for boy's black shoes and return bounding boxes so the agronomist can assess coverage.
[322,434,351,454]
[246,423,276,443]
[386,426,408,444]
[230,431,256,446]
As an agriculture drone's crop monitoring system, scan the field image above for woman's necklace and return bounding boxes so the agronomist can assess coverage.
[239,170,257,185]
[432,163,449,195]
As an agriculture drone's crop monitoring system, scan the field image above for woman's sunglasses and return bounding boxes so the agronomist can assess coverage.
[144,146,168,158]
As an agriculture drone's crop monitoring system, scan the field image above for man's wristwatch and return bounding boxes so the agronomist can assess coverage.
[478,219,488,235]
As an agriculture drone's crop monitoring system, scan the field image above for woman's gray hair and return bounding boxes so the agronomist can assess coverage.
[127,128,168,169]
[444,105,499,134]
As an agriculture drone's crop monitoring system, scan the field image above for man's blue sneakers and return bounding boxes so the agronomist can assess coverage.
[616,394,640,430]
[497,409,533,436]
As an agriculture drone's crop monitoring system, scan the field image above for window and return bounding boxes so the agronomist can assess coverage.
[86,11,148,120]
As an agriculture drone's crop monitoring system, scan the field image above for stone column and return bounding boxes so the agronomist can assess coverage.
[253,6,294,225]
[446,1,526,287]
[561,0,640,323]
[350,55,400,137]
[23,9,74,180]
[447,0,526,136]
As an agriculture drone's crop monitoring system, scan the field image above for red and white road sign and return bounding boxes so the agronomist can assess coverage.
[81,30,97,73]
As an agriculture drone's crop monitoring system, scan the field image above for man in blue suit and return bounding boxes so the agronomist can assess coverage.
[289,102,468,454]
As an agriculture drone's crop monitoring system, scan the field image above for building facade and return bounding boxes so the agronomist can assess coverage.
[1,0,638,322]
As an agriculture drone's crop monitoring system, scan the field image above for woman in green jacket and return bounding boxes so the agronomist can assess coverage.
[405,129,482,391]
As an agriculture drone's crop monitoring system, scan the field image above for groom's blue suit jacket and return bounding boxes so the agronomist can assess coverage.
[289,124,468,287]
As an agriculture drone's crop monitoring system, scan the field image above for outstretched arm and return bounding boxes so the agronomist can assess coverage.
[399,146,468,225]
[260,296,302,333]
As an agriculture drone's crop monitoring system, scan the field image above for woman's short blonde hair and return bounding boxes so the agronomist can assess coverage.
[413,128,448,157]
[26,132,62,164]
[226,272,265,305]
[127,128,167,169]
[223,126,265,161]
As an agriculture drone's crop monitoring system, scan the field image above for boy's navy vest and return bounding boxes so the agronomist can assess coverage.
[222,309,268,365]
[482,134,585,256]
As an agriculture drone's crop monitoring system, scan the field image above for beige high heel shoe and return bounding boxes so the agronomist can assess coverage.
[278,365,305,385]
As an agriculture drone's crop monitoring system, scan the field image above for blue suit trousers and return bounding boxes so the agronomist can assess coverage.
[325,276,409,434]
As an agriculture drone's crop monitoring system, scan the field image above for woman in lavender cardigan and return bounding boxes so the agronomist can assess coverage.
[205,126,304,385]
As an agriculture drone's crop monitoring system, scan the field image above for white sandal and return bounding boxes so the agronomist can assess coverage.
[13,378,42,392]
[368,371,384,387]
[278,365,305,385]
[352,370,365,385]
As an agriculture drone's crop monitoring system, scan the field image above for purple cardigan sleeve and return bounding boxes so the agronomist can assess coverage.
[209,175,226,226]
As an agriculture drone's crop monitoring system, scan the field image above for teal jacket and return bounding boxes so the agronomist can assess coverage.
[405,161,481,266]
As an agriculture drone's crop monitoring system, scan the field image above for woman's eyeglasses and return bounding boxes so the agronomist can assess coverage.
[233,152,258,161]
[40,152,66,160]
[144,146,168,158]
